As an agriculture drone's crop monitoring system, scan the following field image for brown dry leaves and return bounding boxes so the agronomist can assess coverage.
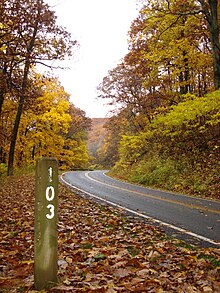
[0,175,219,292]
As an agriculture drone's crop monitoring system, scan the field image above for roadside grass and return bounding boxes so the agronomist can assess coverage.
[110,154,220,201]
[0,174,219,292]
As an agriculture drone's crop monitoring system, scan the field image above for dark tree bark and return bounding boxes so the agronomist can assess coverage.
[7,0,41,176]
[0,90,4,118]
[5,0,76,175]
[7,60,31,175]
[199,0,220,89]
[0,66,8,118]
[165,0,220,89]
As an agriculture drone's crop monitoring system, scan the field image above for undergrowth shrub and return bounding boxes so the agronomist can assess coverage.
[129,156,181,188]
[0,163,7,176]
[110,91,220,199]
[111,152,220,199]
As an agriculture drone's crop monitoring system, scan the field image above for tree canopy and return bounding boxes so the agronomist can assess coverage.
[0,0,91,174]
[97,0,220,198]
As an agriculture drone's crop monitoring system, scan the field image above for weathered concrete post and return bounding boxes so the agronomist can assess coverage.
[34,157,58,290]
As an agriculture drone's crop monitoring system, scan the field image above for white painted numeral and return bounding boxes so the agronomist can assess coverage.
[46,186,55,201]
[48,167,53,182]
[46,184,55,219]
[46,204,55,219]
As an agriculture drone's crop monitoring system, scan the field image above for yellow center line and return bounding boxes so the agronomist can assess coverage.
[85,172,220,215]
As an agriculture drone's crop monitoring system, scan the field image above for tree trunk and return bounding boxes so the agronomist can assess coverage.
[7,61,30,176]
[200,0,220,89]
[208,0,220,89]
[0,90,4,118]
[7,0,42,176]
[0,66,7,118]
[179,53,189,95]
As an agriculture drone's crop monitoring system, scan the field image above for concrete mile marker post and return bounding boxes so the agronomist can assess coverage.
[34,158,58,290]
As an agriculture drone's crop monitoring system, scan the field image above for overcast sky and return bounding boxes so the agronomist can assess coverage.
[45,0,139,118]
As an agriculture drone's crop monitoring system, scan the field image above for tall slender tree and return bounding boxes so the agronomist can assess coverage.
[1,0,77,175]
[154,0,220,89]
[197,0,220,89]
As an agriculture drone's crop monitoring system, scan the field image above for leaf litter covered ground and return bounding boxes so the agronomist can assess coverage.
[0,175,220,292]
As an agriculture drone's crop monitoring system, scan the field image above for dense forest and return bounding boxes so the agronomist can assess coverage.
[97,0,220,199]
[1,1,220,291]
[0,0,91,175]
[0,0,219,199]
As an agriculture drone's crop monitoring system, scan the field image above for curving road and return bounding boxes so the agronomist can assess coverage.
[60,170,220,247]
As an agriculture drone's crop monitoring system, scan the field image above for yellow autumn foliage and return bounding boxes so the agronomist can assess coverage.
[0,74,90,170]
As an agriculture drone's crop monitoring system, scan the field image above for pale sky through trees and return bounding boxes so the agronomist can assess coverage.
[45,0,139,118]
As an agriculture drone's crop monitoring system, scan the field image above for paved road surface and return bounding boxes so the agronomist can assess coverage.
[60,170,220,247]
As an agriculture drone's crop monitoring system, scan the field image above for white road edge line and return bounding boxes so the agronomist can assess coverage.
[86,172,220,215]
[60,173,220,246]
[102,171,220,204]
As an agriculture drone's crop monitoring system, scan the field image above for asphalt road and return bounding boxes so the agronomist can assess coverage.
[60,170,220,247]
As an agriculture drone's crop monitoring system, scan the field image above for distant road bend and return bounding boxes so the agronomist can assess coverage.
[60,170,220,247]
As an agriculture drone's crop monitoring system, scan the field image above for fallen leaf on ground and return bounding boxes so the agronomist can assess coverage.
[0,174,219,292]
